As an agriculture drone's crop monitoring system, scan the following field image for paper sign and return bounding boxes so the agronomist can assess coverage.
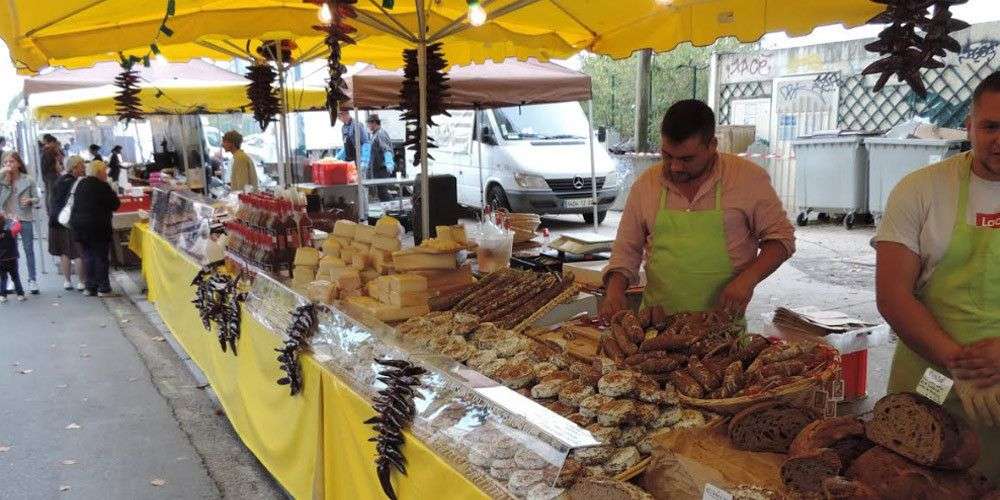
[916,368,954,405]
[703,483,733,500]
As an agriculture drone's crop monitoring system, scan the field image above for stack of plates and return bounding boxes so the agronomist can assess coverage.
[507,213,541,243]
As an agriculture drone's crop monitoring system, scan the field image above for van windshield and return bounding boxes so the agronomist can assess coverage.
[492,102,589,141]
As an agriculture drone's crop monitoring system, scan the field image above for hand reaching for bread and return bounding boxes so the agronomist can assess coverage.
[949,338,1000,388]
[954,379,1000,427]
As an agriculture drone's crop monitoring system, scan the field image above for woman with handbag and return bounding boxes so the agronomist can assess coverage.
[49,155,86,290]
[0,152,40,294]
[68,161,119,297]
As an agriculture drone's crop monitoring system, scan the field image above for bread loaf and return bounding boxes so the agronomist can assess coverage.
[847,446,992,500]
[865,392,979,470]
[568,478,654,500]
[821,476,879,500]
[780,448,842,495]
[789,416,874,468]
[728,402,819,453]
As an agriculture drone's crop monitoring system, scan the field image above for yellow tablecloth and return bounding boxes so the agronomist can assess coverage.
[130,224,487,499]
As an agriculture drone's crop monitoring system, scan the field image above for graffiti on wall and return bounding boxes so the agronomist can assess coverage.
[960,39,999,64]
[724,54,773,81]
[775,73,841,107]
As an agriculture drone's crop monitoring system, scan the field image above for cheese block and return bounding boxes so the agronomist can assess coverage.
[450,225,467,245]
[307,280,338,305]
[375,215,403,237]
[293,247,321,267]
[367,276,393,301]
[318,255,346,271]
[329,267,362,291]
[393,250,459,271]
[351,252,373,270]
[435,225,454,242]
[372,234,403,252]
[332,235,353,249]
[417,237,464,253]
[321,237,342,256]
[354,224,377,244]
[293,265,316,283]
[411,264,475,290]
[348,295,430,322]
[388,290,431,307]
[370,248,393,265]
[340,246,357,265]
[361,269,381,284]
[386,274,428,293]
[351,240,370,252]
[340,288,364,299]
[333,219,357,238]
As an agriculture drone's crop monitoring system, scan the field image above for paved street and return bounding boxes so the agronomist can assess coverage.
[0,263,282,499]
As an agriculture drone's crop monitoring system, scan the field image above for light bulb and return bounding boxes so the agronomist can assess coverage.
[69,116,78,122]
[655,0,672,5]
[318,3,333,23]
[468,2,487,26]
[61,122,69,128]
[154,54,169,67]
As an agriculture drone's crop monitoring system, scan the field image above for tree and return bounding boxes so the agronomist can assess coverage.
[583,38,746,151]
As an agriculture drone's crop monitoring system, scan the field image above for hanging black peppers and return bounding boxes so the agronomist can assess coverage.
[245,63,281,132]
[307,0,358,125]
[863,0,969,98]
[114,62,143,124]
[399,43,451,167]
[364,358,426,500]
[275,304,317,396]
[190,263,246,355]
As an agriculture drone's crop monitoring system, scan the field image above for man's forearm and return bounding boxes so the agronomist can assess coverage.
[737,240,789,286]
[877,290,962,368]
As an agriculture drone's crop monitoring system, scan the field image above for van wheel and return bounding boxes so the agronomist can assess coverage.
[487,185,511,212]
[583,210,608,225]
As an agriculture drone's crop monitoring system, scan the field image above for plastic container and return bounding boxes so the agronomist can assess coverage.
[476,229,514,273]
[791,136,870,229]
[864,138,964,217]
[117,194,151,213]
[841,350,868,402]
[310,159,357,185]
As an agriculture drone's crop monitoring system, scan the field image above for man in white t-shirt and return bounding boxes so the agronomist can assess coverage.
[875,71,1000,474]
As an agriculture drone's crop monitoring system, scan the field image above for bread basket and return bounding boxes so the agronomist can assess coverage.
[677,343,842,415]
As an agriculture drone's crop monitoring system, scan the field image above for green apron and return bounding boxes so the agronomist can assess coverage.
[887,157,1000,474]
[642,182,735,313]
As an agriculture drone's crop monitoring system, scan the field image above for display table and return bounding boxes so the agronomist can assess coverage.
[128,223,488,500]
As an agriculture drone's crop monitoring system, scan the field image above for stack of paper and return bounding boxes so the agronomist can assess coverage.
[773,306,876,337]
[548,232,613,255]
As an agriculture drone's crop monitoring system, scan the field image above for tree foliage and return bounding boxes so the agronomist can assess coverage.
[582,38,747,150]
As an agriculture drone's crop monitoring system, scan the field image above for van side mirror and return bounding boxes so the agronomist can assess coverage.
[597,127,607,143]
[480,126,498,146]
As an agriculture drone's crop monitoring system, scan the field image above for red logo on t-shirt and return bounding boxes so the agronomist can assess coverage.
[976,212,1000,228]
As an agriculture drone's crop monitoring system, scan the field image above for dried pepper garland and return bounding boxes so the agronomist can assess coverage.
[364,358,426,500]
[275,304,317,396]
[398,43,451,167]
[114,63,143,124]
[306,0,358,125]
[863,0,969,98]
[191,263,246,355]
[245,63,281,132]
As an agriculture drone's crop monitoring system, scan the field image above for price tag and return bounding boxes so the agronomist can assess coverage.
[916,368,954,405]
[703,483,733,500]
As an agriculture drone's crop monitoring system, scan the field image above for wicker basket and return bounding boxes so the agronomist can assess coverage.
[677,343,842,415]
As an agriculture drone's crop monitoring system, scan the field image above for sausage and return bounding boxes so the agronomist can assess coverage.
[618,312,646,345]
[751,360,807,382]
[639,333,695,352]
[687,356,721,390]
[722,360,744,397]
[636,357,681,374]
[625,353,649,366]
[650,305,668,330]
[612,323,639,355]
[667,370,704,398]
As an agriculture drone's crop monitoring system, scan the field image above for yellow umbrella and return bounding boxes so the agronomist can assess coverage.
[30,81,327,120]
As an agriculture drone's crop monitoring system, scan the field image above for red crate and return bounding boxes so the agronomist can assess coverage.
[117,195,151,213]
[840,349,868,401]
[310,159,357,185]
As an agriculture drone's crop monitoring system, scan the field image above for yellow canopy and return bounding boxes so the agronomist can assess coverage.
[30,81,327,120]
[0,1,883,74]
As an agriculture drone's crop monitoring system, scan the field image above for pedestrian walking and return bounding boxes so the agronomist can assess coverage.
[50,155,87,291]
[0,152,40,294]
[69,160,120,297]
[0,211,25,303]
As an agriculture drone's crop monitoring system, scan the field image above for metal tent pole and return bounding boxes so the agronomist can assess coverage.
[354,108,366,222]
[477,108,484,209]
[587,100,598,233]
[416,0,430,240]
[276,51,292,188]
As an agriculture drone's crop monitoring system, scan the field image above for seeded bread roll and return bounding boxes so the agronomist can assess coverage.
[559,380,596,407]
[847,446,992,500]
[568,412,595,427]
[598,399,637,427]
[728,402,819,453]
[555,458,582,488]
[496,361,536,389]
[604,446,641,475]
[571,444,615,466]
[531,378,570,399]
[598,370,637,398]
[533,361,560,379]
[780,448,842,495]
[579,394,615,419]
[865,392,980,470]
[544,401,577,417]
[586,424,622,446]
[634,375,663,403]
[615,425,647,447]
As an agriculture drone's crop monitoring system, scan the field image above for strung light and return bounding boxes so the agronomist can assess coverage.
[655,0,672,5]
[154,53,169,68]
[318,2,333,23]
[468,0,487,26]
[68,116,78,122]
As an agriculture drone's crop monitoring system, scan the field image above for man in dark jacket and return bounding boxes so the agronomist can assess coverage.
[69,160,120,297]
[366,114,396,201]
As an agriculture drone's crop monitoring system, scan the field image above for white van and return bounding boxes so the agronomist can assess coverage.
[423,102,620,224]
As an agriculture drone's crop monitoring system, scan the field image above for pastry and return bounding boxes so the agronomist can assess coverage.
[533,362,560,379]
[585,424,622,446]
[467,349,498,370]
[511,350,539,365]
[635,375,663,403]
[514,449,549,470]
[597,399,636,427]
[847,446,992,500]
[865,392,980,470]
[496,362,536,389]
[531,378,569,399]
[615,426,647,447]
[508,469,546,497]
[598,370,637,398]
[579,394,615,419]
[559,380,596,407]
[603,446,641,475]
[728,402,819,453]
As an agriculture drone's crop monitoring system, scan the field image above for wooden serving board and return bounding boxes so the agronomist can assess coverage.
[524,320,604,363]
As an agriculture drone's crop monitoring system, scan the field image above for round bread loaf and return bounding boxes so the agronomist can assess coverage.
[847,446,992,500]
[865,392,980,470]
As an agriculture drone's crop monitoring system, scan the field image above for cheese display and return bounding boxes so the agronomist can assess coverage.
[411,264,475,295]
[354,223,376,244]
[347,295,429,322]
[372,234,403,252]
[307,280,337,305]
[386,274,428,293]
[293,265,316,283]
[333,219,357,238]
[293,247,321,267]
[352,252,373,270]
[392,250,460,271]
[321,237,342,256]
[375,215,403,237]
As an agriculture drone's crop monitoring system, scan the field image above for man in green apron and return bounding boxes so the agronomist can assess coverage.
[600,100,795,320]
[875,71,1000,474]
